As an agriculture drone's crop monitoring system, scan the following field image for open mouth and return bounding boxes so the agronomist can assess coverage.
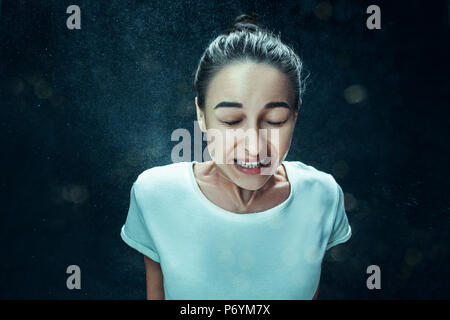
[234,157,271,169]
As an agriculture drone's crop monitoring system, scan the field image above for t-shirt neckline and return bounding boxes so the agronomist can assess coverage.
[187,160,295,221]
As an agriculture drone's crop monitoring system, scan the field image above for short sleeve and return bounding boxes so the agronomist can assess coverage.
[326,182,352,251]
[120,182,160,262]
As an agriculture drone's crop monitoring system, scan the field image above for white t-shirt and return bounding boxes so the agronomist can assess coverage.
[120,160,352,299]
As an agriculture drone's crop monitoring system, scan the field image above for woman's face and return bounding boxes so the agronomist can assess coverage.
[196,61,298,191]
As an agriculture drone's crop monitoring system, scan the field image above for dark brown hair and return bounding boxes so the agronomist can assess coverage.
[194,14,307,112]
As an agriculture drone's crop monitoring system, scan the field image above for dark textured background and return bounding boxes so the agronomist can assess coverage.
[1,0,449,299]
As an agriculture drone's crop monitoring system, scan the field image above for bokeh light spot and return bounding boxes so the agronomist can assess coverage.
[344,192,357,212]
[344,84,367,104]
[10,77,25,95]
[59,184,89,204]
[34,79,53,99]
[314,1,333,20]
[332,160,350,178]
[405,248,423,267]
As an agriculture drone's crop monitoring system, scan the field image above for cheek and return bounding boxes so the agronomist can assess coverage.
[206,128,237,164]
[267,139,290,162]
[267,126,294,152]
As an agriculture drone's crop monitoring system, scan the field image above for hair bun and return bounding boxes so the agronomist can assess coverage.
[226,13,261,34]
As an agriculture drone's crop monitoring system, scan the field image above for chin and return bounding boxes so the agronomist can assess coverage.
[232,174,271,191]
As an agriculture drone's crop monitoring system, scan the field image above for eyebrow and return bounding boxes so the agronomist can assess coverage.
[213,101,292,110]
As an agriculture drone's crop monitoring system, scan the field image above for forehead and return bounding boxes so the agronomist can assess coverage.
[205,61,294,109]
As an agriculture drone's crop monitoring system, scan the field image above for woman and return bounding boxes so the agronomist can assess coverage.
[120,14,352,300]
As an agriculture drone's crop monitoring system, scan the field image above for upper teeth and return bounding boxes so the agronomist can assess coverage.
[237,158,270,168]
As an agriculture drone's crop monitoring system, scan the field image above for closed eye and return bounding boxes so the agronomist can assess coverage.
[222,120,241,126]
[222,119,288,126]
[267,119,288,126]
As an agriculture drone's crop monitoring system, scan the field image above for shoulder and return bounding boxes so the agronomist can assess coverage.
[133,161,190,198]
[285,160,339,207]
[285,160,336,186]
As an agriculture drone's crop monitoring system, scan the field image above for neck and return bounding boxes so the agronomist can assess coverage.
[214,163,275,208]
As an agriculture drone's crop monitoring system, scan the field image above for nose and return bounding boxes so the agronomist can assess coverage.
[245,128,259,156]
[241,127,266,162]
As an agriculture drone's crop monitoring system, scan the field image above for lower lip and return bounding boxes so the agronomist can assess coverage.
[233,161,270,175]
